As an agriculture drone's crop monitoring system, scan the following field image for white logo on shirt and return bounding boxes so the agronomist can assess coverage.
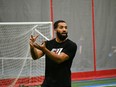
[51,48,63,55]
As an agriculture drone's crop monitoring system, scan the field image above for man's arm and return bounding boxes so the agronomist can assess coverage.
[34,42,69,63]
[30,46,44,60]
[43,47,69,63]
[30,35,44,60]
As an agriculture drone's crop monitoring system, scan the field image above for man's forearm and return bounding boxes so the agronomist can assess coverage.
[30,46,44,60]
[42,47,68,64]
[32,42,69,63]
[30,48,38,60]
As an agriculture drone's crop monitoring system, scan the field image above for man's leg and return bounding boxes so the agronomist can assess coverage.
[41,84,50,87]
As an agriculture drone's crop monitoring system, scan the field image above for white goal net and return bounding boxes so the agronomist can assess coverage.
[0,22,53,87]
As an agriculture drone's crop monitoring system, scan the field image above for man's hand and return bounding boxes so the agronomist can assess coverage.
[29,35,44,60]
[30,35,39,48]
[34,41,46,50]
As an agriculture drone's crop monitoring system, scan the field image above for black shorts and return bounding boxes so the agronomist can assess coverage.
[41,84,71,87]
[41,86,71,87]
[41,79,71,87]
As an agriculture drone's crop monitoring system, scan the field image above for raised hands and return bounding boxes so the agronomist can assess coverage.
[33,41,46,50]
[30,35,39,48]
[30,35,45,59]
[30,35,46,50]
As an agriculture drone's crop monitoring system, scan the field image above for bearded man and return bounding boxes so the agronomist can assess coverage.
[30,20,77,87]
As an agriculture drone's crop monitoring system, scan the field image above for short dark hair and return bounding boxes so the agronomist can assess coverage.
[54,20,66,29]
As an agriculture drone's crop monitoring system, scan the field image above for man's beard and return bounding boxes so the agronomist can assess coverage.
[56,32,68,41]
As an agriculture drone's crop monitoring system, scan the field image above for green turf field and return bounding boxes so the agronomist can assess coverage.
[72,77,116,87]
[20,77,116,87]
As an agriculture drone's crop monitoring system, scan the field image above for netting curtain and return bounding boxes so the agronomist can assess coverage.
[0,0,116,72]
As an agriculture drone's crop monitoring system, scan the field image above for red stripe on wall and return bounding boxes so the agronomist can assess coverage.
[0,69,116,86]
[50,0,54,38]
[72,69,116,81]
[91,0,97,72]
[50,0,54,22]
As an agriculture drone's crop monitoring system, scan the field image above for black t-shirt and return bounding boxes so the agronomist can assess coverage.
[42,38,77,87]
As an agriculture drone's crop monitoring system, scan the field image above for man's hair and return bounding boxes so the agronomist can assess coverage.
[54,20,66,29]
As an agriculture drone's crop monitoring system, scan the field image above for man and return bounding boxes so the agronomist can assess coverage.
[30,20,77,87]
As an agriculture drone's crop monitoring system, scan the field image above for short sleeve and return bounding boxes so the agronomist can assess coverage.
[63,42,77,59]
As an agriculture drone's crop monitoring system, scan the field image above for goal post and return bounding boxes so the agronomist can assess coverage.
[0,22,53,87]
